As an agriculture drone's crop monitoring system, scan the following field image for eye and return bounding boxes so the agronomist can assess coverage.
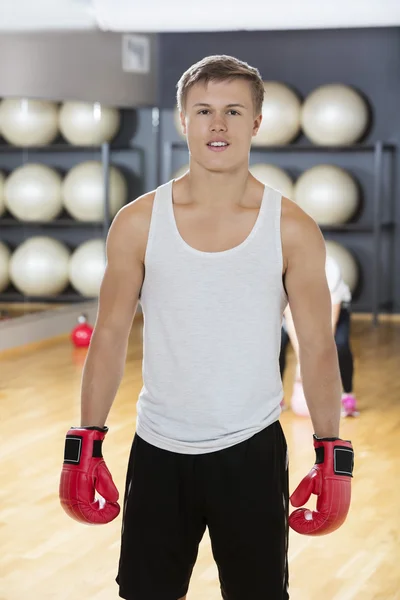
[198,109,210,115]
[228,110,240,115]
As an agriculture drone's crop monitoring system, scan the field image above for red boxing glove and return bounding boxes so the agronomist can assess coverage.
[289,435,354,536]
[59,426,120,525]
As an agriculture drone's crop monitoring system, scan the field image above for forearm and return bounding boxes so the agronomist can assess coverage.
[80,328,129,427]
[299,342,342,438]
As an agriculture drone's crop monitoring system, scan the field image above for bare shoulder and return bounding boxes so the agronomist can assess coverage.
[281,196,326,271]
[107,191,156,261]
[113,190,155,231]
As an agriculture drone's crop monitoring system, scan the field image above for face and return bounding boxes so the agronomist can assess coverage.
[180,79,262,173]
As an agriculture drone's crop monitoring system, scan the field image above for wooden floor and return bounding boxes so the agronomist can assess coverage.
[1,315,400,600]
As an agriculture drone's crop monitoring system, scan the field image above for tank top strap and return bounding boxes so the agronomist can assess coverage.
[254,185,283,262]
[144,180,174,263]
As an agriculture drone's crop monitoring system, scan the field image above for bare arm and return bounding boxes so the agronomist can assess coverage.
[282,199,342,438]
[80,193,154,427]
[284,300,342,362]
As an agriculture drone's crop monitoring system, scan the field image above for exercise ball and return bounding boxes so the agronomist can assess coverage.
[294,164,359,225]
[250,164,294,198]
[325,240,359,293]
[10,237,70,296]
[174,107,185,139]
[0,171,5,217]
[0,241,11,292]
[0,98,59,146]
[62,161,127,222]
[291,380,310,417]
[69,239,106,297]
[5,163,63,222]
[59,102,121,146]
[252,82,301,146]
[172,164,189,179]
[301,84,369,146]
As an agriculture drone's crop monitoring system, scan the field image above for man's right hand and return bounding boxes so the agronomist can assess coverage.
[59,426,120,525]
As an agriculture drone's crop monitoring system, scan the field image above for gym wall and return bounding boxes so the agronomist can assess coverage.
[1,27,399,314]
[0,31,158,107]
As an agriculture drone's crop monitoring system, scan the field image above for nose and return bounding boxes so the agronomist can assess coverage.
[210,113,227,132]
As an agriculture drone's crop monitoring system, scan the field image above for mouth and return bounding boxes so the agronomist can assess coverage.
[207,141,230,152]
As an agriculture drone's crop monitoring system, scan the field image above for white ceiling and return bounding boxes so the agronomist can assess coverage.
[1,0,97,31]
[93,0,400,32]
[1,0,400,32]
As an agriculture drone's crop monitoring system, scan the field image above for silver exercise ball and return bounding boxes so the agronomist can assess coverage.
[250,164,294,198]
[69,239,106,297]
[301,84,369,146]
[0,172,5,217]
[10,237,70,296]
[0,98,59,146]
[294,164,359,225]
[62,161,128,222]
[5,163,63,222]
[252,82,301,146]
[325,240,359,293]
[0,241,11,292]
[59,102,121,146]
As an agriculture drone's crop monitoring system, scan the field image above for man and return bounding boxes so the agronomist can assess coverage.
[280,255,359,417]
[60,55,354,600]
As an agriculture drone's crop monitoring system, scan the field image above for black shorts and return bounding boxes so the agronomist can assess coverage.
[116,421,289,600]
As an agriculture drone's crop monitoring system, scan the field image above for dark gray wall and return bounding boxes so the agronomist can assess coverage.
[0,31,158,107]
[157,27,400,313]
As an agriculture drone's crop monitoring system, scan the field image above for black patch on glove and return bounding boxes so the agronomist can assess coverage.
[63,435,83,464]
[63,436,103,464]
[92,439,103,458]
[334,446,354,477]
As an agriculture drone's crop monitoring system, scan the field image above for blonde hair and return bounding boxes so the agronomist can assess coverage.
[176,55,264,116]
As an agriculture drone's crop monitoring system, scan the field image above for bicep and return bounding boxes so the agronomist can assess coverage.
[283,216,332,352]
[94,208,145,335]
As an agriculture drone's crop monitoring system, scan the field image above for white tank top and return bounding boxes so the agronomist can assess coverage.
[136,180,288,454]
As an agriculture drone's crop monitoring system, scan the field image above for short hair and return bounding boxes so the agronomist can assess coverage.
[176,55,264,116]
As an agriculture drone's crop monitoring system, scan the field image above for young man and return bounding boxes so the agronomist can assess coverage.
[280,255,359,417]
[60,55,354,600]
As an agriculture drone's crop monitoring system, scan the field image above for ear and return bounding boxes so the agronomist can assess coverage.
[180,111,187,135]
[252,113,263,137]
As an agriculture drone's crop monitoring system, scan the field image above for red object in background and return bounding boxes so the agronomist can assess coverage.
[71,314,93,348]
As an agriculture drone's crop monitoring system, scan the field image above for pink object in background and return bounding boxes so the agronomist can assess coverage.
[291,380,310,417]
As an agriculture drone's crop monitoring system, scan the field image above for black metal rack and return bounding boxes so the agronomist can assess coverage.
[0,286,96,303]
[161,139,397,325]
[0,141,142,304]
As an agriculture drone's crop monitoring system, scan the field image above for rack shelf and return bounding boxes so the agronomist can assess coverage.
[0,142,118,306]
[320,222,395,233]
[0,143,141,153]
[0,289,94,303]
[0,217,104,228]
[168,141,397,153]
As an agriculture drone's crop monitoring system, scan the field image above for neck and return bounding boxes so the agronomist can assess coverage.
[183,160,251,208]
